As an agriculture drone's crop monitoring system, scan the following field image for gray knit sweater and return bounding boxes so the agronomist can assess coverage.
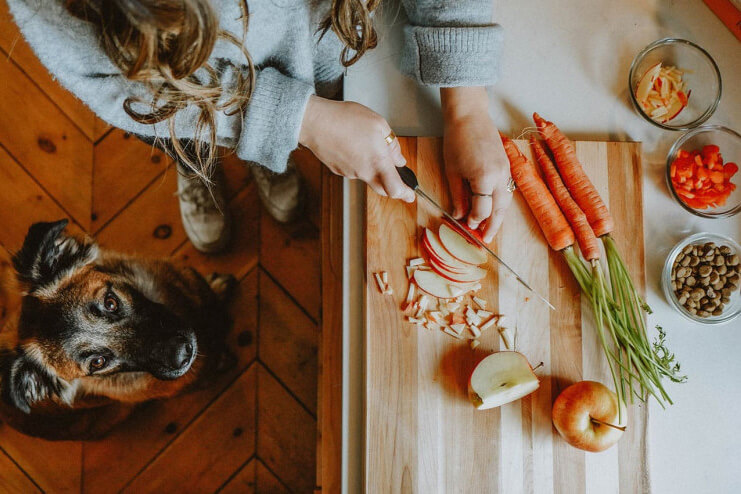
[8,0,503,172]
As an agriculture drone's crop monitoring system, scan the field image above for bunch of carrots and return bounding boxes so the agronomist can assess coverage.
[501,113,685,415]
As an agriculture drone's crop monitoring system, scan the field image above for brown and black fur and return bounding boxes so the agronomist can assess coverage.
[0,220,236,440]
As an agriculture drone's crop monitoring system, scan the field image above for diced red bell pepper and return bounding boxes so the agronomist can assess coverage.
[724,162,738,180]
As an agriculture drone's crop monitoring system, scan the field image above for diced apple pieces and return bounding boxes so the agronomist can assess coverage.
[438,224,487,265]
[635,63,689,123]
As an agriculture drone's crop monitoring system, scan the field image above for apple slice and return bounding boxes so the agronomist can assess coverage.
[663,95,687,123]
[438,223,487,265]
[423,236,469,274]
[414,269,470,299]
[468,352,540,410]
[635,62,661,103]
[422,228,471,271]
[428,255,487,284]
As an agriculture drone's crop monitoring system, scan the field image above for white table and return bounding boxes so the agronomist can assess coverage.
[340,1,740,492]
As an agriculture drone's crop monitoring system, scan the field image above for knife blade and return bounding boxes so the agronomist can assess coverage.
[397,166,555,311]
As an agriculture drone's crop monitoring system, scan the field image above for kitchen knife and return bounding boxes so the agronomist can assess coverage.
[397,166,555,311]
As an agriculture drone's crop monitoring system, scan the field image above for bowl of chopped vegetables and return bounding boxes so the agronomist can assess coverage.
[666,126,740,218]
[629,38,721,130]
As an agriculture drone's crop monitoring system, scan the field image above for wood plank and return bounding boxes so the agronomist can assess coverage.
[0,425,81,493]
[124,365,257,492]
[0,448,40,494]
[0,53,92,230]
[364,137,419,493]
[317,170,343,493]
[0,146,76,250]
[260,213,321,321]
[257,365,317,493]
[257,459,291,494]
[364,138,648,493]
[92,130,169,232]
[258,271,318,414]
[0,0,97,141]
[219,458,256,494]
[94,165,184,256]
[173,182,260,281]
[608,142,651,494]
[83,270,258,491]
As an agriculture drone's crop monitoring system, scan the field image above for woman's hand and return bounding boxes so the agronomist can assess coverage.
[299,95,415,202]
[441,87,512,243]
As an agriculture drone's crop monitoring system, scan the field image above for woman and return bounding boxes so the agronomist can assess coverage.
[8,0,511,253]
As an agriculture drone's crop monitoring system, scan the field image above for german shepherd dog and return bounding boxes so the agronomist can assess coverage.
[0,220,235,440]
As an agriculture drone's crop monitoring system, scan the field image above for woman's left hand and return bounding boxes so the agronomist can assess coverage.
[441,87,512,244]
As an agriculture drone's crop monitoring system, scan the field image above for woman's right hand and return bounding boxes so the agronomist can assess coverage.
[299,95,416,203]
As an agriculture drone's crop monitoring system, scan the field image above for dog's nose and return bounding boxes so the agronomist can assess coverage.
[169,335,194,370]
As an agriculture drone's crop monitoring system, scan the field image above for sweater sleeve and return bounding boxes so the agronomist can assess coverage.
[7,0,313,173]
[400,0,504,87]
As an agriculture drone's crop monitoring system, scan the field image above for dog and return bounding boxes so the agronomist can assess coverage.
[0,219,235,440]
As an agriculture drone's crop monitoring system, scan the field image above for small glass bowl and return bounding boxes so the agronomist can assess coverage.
[665,126,741,218]
[628,38,721,130]
[662,232,741,325]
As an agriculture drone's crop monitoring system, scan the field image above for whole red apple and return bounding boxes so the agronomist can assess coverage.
[552,380,626,452]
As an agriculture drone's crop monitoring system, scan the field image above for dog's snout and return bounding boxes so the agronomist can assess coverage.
[169,335,194,370]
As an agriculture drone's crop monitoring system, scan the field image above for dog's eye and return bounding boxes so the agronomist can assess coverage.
[89,356,107,371]
[103,293,119,312]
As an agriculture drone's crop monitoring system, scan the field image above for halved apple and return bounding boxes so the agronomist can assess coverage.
[428,255,487,284]
[439,223,487,265]
[635,62,661,103]
[414,269,471,299]
[468,351,540,410]
[422,228,471,271]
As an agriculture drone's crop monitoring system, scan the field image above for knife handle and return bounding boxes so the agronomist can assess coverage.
[396,166,419,190]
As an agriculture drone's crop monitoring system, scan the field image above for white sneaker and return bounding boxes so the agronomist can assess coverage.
[250,159,305,224]
[176,167,231,253]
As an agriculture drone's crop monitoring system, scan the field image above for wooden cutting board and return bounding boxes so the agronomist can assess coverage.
[364,138,650,493]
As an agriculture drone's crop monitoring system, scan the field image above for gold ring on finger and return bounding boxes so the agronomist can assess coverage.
[384,130,397,145]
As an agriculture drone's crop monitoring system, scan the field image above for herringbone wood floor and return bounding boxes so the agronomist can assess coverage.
[0,2,323,492]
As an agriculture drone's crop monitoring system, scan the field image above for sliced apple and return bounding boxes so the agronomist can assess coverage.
[635,62,661,103]
[663,95,687,123]
[468,351,540,410]
[414,269,470,299]
[428,255,487,284]
[422,228,471,271]
[438,223,487,265]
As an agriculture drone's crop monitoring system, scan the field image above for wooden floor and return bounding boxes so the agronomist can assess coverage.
[0,3,323,492]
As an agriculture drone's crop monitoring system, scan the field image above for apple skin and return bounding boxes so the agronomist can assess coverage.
[552,381,626,453]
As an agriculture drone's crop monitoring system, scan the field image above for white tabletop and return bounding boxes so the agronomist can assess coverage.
[341,1,740,492]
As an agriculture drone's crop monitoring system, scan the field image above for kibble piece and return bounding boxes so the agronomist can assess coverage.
[712,308,723,316]
[677,293,688,305]
[697,310,710,318]
[706,287,715,298]
[700,276,710,286]
[727,254,739,267]
[704,242,716,251]
[728,274,740,287]
[709,271,720,283]
[686,276,697,286]
[690,288,704,300]
[676,267,689,278]
[683,245,694,255]
[698,265,712,277]
[688,307,697,315]
[717,264,727,275]
[714,256,725,266]
[712,281,724,291]
[720,246,731,255]
[689,256,700,267]
[680,256,691,266]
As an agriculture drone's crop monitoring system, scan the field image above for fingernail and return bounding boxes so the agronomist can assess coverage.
[468,220,480,230]
[484,234,494,244]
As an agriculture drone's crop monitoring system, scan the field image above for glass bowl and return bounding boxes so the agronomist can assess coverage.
[628,38,721,130]
[662,232,741,325]
[665,126,741,218]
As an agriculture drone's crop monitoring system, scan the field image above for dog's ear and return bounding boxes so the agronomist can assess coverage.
[2,350,62,414]
[12,219,97,290]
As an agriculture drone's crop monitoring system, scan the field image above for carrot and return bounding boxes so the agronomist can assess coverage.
[500,132,575,252]
[533,113,614,237]
[530,137,601,261]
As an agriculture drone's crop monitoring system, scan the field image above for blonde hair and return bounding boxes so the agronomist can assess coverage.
[66,0,380,180]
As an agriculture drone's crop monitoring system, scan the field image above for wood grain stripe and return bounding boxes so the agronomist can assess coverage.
[550,247,585,494]
[607,142,651,494]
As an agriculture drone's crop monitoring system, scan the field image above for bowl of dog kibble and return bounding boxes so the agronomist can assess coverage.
[662,232,741,324]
